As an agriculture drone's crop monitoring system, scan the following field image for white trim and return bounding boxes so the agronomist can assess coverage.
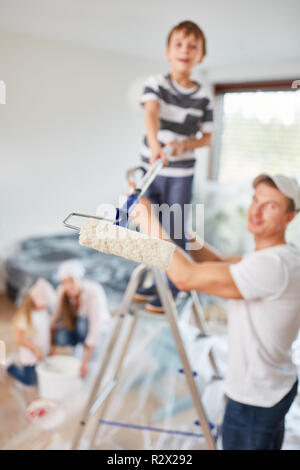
[207,62,300,84]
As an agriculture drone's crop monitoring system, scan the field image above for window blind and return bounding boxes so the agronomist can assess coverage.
[217,90,300,182]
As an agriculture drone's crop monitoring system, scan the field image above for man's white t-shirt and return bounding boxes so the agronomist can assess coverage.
[226,243,300,407]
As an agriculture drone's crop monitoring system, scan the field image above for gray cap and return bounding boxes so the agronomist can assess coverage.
[253,174,300,212]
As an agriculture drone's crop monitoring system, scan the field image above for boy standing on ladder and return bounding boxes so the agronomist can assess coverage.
[134,20,214,313]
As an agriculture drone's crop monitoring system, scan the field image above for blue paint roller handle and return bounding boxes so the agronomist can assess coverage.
[115,147,174,227]
[115,192,140,227]
[114,156,168,227]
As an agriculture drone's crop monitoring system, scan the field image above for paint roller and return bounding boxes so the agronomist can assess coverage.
[63,149,175,269]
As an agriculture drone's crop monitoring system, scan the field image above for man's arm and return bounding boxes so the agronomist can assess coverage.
[224,256,243,264]
[131,199,243,300]
[187,233,223,262]
[166,248,243,299]
[187,233,242,264]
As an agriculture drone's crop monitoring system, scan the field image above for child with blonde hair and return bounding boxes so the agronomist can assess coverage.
[7,279,56,386]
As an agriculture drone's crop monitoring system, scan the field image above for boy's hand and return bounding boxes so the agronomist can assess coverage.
[165,140,186,157]
[149,143,168,166]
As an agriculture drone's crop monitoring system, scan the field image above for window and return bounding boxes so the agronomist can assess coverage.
[214,86,300,182]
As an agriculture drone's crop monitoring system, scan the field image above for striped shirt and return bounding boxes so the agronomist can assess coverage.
[140,74,213,177]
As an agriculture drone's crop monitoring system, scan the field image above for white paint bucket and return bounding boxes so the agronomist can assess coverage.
[36,355,82,402]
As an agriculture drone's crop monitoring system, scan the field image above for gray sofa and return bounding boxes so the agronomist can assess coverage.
[5,232,138,308]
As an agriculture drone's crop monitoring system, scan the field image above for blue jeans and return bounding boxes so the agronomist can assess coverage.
[144,174,194,252]
[222,380,298,450]
[54,317,89,347]
[7,364,37,386]
[144,173,194,295]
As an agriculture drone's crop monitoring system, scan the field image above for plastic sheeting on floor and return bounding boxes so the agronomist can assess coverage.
[3,303,300,450]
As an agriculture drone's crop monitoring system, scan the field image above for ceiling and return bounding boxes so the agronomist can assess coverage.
[0,0,299,69]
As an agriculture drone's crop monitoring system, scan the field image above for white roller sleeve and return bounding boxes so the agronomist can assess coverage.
[79,219,175,270]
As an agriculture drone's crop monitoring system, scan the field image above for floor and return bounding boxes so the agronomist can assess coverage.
[0,292,299,451]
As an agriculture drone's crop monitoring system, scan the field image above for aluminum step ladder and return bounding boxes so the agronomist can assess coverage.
[71,263,222,450]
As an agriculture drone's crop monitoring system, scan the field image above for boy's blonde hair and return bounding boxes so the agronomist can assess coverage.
[167,21,207,56]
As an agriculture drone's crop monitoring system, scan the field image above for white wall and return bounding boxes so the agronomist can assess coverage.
[207,62,300,84]
[0,30,168,288]
[1,28,297,290]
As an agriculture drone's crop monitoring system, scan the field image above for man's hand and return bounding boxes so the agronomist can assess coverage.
[130,197,152,226]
